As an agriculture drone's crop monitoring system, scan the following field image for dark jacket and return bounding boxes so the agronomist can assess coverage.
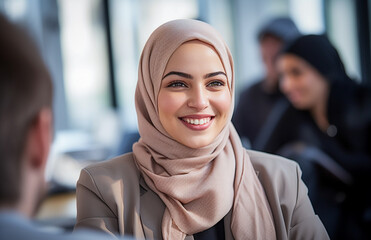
[263,81,371,173]
[260,80,371,240]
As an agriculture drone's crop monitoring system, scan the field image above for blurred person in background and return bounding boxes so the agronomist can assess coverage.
[74,19,329,240]
[233,17,301,148]
[0,14,133,240]
[261,34,371,239]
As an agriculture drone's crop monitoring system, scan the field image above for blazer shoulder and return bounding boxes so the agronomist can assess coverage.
[83,152,140,182]
[77,152,141,204]
[247,150,330,239]
[247,149,299,178]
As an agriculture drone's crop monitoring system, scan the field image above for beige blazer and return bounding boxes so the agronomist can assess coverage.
[75,150,329,240]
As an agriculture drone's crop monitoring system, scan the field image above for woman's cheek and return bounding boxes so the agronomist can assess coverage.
[213,91,232,116]
[158,92,185,115]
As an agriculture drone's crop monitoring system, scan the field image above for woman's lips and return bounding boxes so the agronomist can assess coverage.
[179,115,214,130]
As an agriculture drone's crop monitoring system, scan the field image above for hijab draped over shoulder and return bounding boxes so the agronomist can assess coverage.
[133,19,276,240]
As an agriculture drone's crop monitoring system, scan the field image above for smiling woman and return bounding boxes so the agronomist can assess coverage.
[74,19,329,240]
[158,41,231,149]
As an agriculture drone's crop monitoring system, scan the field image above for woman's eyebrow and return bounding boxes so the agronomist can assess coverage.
[162,71,192,80]
[204,71,226,78]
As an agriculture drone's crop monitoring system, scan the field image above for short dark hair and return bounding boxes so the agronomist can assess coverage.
[258,17,301,44]
[0,15,53,204]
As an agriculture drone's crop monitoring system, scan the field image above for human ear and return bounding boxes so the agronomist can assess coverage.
[26,108,53,170]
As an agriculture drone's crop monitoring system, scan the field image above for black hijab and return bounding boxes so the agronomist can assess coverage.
[280,34,352,84]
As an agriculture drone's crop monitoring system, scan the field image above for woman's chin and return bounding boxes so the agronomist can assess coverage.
[290,99,309,110]
[179,137,213,149]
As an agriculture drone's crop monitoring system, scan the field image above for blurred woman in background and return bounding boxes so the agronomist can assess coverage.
[264,34,371,239]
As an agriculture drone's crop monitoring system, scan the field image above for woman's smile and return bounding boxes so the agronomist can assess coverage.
[179,115,214,130]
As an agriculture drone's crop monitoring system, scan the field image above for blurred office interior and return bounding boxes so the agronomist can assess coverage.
[0,0,370,231]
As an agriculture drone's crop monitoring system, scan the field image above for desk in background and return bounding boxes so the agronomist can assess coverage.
[35,192,77,231]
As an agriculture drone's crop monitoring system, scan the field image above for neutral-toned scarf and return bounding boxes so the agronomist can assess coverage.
[133,19,276,240]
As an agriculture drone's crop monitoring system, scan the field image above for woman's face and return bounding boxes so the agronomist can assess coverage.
[158,41,231,149]
[278,54,329,110]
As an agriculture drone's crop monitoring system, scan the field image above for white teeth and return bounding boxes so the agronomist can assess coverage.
[183,117,211,125]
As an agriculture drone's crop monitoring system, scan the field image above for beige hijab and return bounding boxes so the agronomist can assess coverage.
[133,19,276,240]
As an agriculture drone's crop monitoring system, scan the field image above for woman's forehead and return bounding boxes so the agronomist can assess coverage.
[164,40,227,70]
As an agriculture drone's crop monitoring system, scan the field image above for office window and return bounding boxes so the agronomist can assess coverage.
[110,0,198,131]
[58,0,111,130]
[289,0,325,33]
[325,0,360,80]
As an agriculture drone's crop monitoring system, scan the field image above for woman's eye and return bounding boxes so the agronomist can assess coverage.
[207,80,225,87]
[166,81,187,88]
[291,68,302,77]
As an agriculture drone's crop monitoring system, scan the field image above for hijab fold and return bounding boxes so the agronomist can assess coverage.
[133,19,276,240]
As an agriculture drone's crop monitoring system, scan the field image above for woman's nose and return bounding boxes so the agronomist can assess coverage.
[280,76,292,94]
[187,86,208,110]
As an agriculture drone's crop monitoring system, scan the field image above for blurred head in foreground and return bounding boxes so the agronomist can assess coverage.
[0,14,53,217]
